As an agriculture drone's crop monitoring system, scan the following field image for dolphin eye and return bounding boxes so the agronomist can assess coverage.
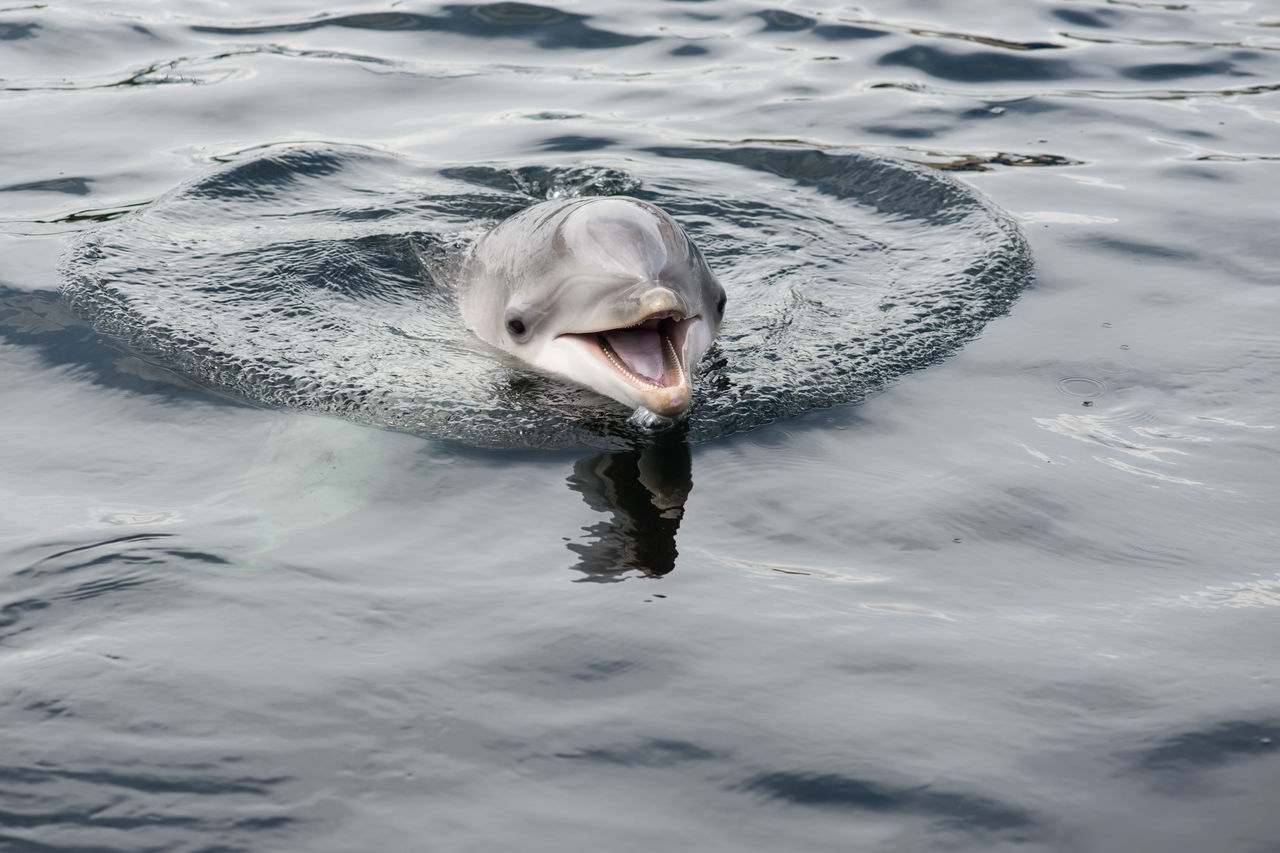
[505,313,528,339]
[715,292,726,316]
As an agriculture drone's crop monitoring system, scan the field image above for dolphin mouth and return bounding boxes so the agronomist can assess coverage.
[563,312,695,392]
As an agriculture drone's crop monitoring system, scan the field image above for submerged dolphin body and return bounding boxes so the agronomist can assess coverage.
[459,196,726,422]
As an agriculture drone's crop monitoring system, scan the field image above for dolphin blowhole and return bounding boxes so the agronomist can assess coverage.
[459,196,726,423]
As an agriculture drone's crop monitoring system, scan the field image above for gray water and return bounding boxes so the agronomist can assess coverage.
[58,142,1032,447]
[2,1,1279,851]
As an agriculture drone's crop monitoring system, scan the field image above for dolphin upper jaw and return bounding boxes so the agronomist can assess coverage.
[534,311,708,421]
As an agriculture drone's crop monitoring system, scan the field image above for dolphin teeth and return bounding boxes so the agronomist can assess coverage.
[598,320,685,390]
[664,332,684,387]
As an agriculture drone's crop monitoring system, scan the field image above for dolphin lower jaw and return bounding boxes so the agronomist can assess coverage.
[538,314,704,419]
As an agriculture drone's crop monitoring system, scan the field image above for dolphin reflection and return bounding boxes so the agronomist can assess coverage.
[566,433,693,581]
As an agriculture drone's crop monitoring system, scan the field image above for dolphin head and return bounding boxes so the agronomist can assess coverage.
[460,196,726,421]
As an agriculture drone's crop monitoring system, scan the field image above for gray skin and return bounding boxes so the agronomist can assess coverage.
[458,196,726,421]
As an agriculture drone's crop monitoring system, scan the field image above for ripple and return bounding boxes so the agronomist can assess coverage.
[1,533,221,643]
[1,45,398,93]
[1057,376,1106,398]
[61,141,1032,449]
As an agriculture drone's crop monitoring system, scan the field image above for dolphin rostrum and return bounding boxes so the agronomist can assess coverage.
[459,196,726,423]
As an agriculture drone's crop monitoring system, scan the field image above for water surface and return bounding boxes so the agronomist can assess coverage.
[2,1,1279,851]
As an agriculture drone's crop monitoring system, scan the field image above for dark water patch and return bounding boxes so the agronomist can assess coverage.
[1128,719,1279,779]
[755,9,812,31]
[1081,235,1196,262]
[539,134,618,152]
[864,124,940,139]
[735,770,1040,832]
[0,21,38,40]
[0,287,87,339]
[1176,127,1220,140]
[570,660,636,681]
[878,45,1080,82]
[644,144,999,221]
[191,3,652,50]
[1051,7,1123,28]
[1160,164,1231,181]
[1,177,93,196]
[670,42,709,56]
[813,23,887,41]
[0,597,51,643]
[1121,60,1251,81]
[557,738,724,767]
[0,838,126,853]
[487,635,671,699]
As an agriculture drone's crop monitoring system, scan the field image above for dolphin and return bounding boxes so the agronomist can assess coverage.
[458,196,726,422]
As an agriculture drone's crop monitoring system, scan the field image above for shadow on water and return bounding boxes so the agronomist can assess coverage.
[1123,718,1280,794]
[734,769,1043,840]
[0,286,229,404]
[565,428,693,582]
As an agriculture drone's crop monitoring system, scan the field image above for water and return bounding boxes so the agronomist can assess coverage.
[59,142,1030,447]
[2,2,1278,851]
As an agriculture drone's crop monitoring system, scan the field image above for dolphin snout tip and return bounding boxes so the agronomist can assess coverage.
[640,384,692,420]
[638,286,686,318]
